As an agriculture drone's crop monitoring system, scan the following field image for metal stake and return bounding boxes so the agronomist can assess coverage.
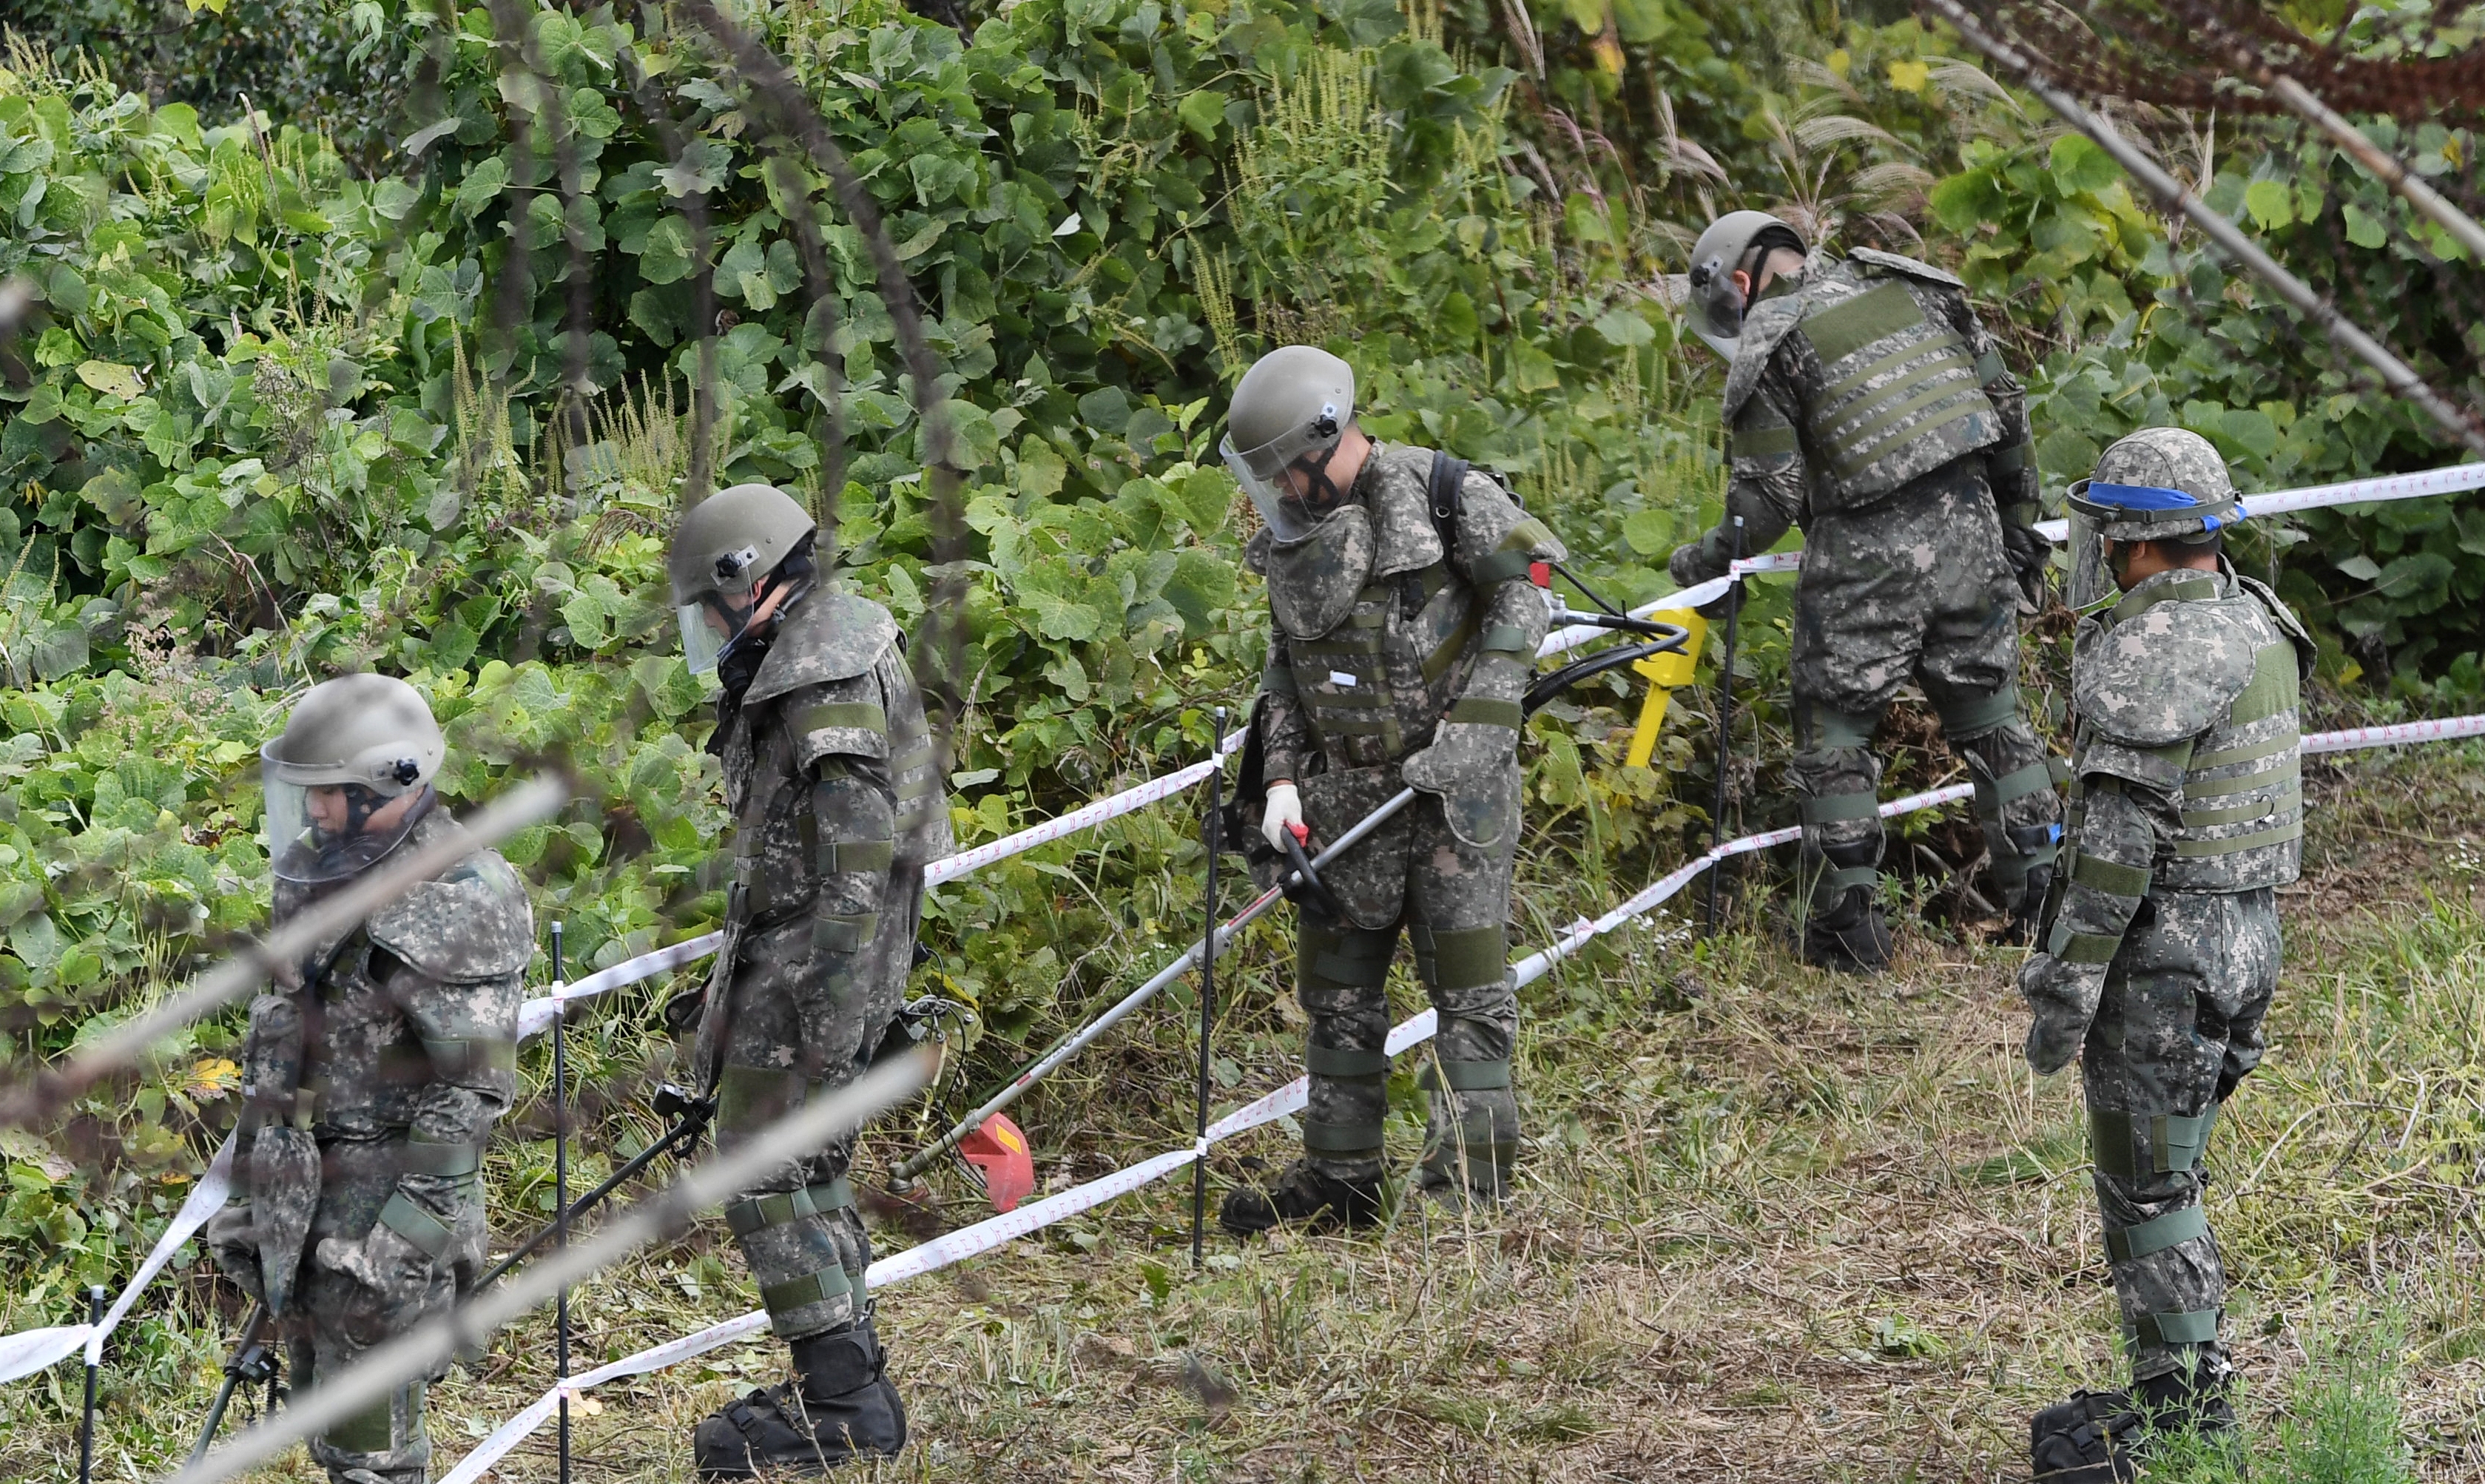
[550,921,571,1484]
[80,1283,104,1484]
[1191,707,1224,1269]
[1705,516,1744,937]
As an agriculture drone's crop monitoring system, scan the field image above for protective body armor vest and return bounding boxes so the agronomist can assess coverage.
[715,590,948,930]
[2065,569,2311,894]
[262,809,534,1140]
[1249,444,1547,774]
[1724,249,2005,513]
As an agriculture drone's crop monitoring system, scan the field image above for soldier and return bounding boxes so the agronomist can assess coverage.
[2020,429,2310,1478]
[205,674,533,1484]
[1213,345,1565,1234]
[1670,211,2060,969]
[665,483,951,1477]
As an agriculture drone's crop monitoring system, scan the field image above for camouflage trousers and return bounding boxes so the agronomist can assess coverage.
[1787,459,2060,915]
[707,904,906,1342]
[289,1146,480,1484]
[2083,888,2279,1383]
[1292,762,1521,1196]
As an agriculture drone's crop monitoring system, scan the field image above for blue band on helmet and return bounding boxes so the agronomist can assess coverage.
[2086,482,2203,510]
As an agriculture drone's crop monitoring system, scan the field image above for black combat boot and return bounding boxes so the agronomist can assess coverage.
[1218,1159,1383,1236]
[2029,1389,2140,1483]
[1802,886,1892,973]
[2137,1360,2237,1438]
[693,1321,906,1478]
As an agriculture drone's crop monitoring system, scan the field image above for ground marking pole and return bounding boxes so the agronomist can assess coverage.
[1191,707,1224,1270]
[78,1284,103,1484]
[550,921,571,1484]
[1705,516,1744,937]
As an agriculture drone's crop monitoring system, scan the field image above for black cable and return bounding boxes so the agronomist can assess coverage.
[1551,561,1627,617]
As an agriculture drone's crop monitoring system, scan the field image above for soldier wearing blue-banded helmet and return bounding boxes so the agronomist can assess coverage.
[2023,428,2313,1479]
[1670,212,2060,969]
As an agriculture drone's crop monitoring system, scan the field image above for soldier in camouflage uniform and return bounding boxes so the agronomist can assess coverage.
[1212,346,1565,1234]
[2021,430,2310,1480]
[206,674,533,1484]
[666,483,951,1477]
[1669,211,2060,970]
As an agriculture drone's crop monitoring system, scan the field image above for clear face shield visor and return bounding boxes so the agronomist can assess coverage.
[675,590,757,677]
[260,756,429,884]
[2062,502,2115,613]
[1218,420,1346,544]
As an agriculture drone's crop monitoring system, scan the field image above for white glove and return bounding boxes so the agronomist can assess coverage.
[1261,781,1306,853]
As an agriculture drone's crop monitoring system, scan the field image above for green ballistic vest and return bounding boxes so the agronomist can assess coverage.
[1278,561,1478,771]
[1781,271,2002,508]
[2066,576,2304,894]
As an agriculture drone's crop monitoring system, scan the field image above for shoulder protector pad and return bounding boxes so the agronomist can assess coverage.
[1243,525,1273,576]
[745,590,899,708]
[366,826,535,982]
[2073,598,2260,747]
[1721,292,1807,422]
[1849,246,1966,289]
[1362,443,1448,579]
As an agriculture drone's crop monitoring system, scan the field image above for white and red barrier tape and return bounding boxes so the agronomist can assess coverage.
[13,457,2482,1406]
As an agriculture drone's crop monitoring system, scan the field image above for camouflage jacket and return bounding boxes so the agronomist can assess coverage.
[1247,442,1565,784]
[2043,564,2312,966]
[239,805,533,1244]
[1713,249,2033,558]
[698,589,952,1077]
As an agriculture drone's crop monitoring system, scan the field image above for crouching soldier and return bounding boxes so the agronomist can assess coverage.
[2022,429,2313,1478]
[207,674,533,1484]
[666,483,951,1477]
[1213,345,1563,1234]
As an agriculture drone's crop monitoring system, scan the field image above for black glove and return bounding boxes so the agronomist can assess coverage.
[2002,520,2051,611]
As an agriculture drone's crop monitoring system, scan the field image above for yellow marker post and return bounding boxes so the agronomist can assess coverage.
[1624,607,1706,769]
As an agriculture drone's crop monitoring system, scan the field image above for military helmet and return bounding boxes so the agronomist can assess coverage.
[1218,345,1356,542]
[1685,210,1808,360]
[669,482,818,674]
[261,673,444,883]
[2067,428,2242,543]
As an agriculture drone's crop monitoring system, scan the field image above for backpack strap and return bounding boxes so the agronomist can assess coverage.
[1427,451,1469,561]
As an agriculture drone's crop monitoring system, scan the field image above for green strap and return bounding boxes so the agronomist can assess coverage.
[1827,380,1984,478]
[2108,575,2219,624]
[2188,733,2296,770]
[1983,760,2055,809]
[814,911,880,954]
[2105,1205,2210,1264]
[1807,706,1879,750]
[818,838,896,875]
[398,1136,482,1178]
[2070,853,2153,898]
[715,1063,815,1134]
[1261,663,1299,697]
[419,1036,516,1080]
[2133,1307,2222,1348]
[1426,925,1508,991]
[2182,788,2302,828]
[1305,1045,1389,1081]
[1818,863,1879,896]
[2047,923,2124,965]
[1989,437,2029,471]
[797,701,889,736]
[1310,951,1392,990]
[1446,696,1523,730]
[323,1383,416,1454]
[1800,792,1881,826]
[1732,421,1797,459]
[1479,624,1531,655]
[1417,1058,1511,1092]
[1469,550,1534,587]
[726,1178,857,1237]
[759,1264,855,1316]
[2181,761,2297,800]
[2091,1106,2217,1179]
[1936,687,2020,738]
[2174,819,2302,857]
[891,743,936,775]
[1301,1119,1384,1155]
[377,1191,456,1260]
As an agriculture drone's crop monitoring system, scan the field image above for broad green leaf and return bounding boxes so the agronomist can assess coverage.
[2242,179,2293,231]
[75,360,144,399]
[2046,135,2118,197]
